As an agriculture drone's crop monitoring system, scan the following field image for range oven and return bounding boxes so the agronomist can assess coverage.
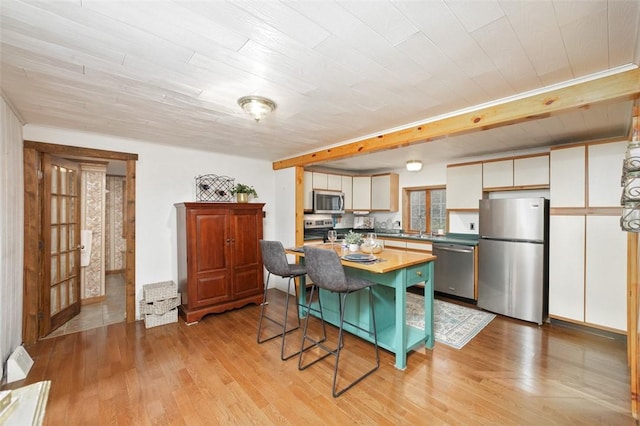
[304,219,333,241]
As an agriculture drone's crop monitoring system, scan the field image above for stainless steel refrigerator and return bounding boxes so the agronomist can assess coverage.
[477,197,549,325]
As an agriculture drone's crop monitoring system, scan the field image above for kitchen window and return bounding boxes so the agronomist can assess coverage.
[402,186,446,234]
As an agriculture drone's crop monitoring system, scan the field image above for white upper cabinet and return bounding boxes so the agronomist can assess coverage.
[482,154,549,190]
[371,173,399,211]
[514,155,549,187]
[312,172,328,190]
[550,146,586,208]
[342,175,353,211]
[352,176,371,211]
[482,159,513,188]
[588,141,627,207]
[446,163,483,209]
[327,174,342,191]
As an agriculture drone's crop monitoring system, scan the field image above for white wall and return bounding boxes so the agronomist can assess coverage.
[0,97,24,381]
[270,168,297,293]
[23,125,278,318]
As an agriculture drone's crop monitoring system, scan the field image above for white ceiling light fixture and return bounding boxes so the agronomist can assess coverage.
[406,160,423,172]
[237,95,276,122]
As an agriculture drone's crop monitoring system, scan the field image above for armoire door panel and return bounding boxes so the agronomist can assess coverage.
[194,275,230,307]
[194,213,228,271]
[233,268,261,298]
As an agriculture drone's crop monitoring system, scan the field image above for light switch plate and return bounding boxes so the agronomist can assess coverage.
[6,346,33,383]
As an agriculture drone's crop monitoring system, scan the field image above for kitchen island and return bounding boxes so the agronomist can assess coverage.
[288,244,436,370]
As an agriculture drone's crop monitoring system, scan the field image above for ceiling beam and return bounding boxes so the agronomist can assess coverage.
[273,68,640,170]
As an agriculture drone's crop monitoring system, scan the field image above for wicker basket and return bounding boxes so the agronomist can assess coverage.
[144,308,178,329]
[139,295,180,315]
[142,281,177,302]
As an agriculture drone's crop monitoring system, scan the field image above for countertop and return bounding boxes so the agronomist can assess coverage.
[374,232,479,246]
[304,231,479,246]
[287,243,437,274]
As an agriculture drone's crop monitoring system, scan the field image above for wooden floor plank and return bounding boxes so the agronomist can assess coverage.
[4,289,634,425]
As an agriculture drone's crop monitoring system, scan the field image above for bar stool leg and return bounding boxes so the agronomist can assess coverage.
[257,273,303,361]
[332,288,380,397]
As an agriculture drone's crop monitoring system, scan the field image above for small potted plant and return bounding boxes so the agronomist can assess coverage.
[343,231,363,252]
[230,183,258,203]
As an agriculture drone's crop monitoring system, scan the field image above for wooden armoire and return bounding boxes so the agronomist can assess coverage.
[175,202,265,323]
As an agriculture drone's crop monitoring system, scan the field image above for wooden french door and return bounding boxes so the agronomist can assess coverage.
[40,154,82,336]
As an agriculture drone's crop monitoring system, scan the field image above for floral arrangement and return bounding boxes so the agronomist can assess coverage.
[230,183,258,197]
[343,231,363,245]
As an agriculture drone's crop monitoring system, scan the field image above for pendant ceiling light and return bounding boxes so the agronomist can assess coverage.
[406,160,423,172]
[237,96,276,122]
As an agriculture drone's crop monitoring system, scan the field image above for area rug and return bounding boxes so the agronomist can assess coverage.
[406,293,496,349]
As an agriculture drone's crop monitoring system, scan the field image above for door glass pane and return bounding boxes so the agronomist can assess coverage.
[60,197,67,222]
[60,282,68,309]
[70,278,76,303]
[60,225,67,251]
[60,168,68,195]
[51,226,58,253]
[51,166,58,194]
[68,171,76,195]
[51,196,58,224]
[51,286,59,315]
[51,256,58,284]
[69,201,76,224]
[69,227,75,251]
[60,253,67,279]
[69,251,75,271]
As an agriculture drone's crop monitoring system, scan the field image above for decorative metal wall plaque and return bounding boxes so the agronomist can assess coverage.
[195,174,234,202]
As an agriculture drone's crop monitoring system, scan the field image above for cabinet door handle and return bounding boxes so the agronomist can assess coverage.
[416,271,423,277]
[226,238,231,244]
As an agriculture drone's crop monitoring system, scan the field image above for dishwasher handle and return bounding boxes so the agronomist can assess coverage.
[434,244,474,254]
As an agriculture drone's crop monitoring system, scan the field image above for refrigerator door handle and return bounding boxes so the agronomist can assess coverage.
[480,236,543,244]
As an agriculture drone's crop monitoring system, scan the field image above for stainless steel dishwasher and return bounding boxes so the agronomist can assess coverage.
[433,243,475,300]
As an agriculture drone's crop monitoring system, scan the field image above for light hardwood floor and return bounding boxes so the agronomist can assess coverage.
[6,289,633,425]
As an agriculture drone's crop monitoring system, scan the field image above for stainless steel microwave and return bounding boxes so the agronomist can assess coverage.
[313,190,345,214]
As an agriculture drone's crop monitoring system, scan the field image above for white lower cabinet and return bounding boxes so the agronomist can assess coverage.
[380,239,432,252]
[381,238,406,249]
[549,216,585,322]
[549,214,627,332]
[585,215,627,331]
[406,241,432,252]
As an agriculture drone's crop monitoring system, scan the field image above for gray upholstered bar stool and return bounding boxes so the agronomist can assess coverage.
[299,245,380,397]
[257,240,307,361]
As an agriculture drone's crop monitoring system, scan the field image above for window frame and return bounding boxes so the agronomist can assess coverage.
[401,185,446,235]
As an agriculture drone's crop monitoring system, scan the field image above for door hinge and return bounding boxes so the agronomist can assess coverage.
[38,240,44,250]
[37,311,43,320]
[37,169,43,180]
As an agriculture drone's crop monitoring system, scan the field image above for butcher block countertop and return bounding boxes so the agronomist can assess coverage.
[288,243,436,274]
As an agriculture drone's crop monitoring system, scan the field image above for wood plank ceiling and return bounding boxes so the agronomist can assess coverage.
[1,0,639,171]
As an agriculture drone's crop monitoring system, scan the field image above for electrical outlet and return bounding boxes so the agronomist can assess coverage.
[470,222,475,231]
